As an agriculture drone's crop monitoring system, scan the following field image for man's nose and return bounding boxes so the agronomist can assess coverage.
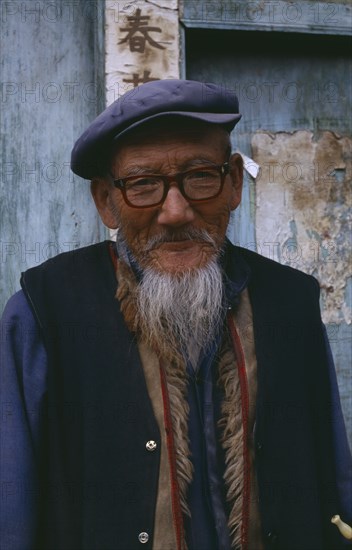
[157,186,195,227]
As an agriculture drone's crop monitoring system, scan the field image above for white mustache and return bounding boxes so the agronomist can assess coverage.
[144,229,216,252]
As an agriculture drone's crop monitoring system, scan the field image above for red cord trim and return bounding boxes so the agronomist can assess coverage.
[159,364,184,550]
[108,241,118,271]
[227,313,250,550]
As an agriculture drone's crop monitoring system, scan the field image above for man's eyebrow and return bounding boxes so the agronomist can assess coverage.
[181,158,222,168]
[118,165,160,177]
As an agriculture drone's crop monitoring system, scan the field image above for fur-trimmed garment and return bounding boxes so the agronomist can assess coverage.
[116,258,263,549]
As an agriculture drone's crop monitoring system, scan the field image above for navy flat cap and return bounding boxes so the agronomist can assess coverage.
[71,79,241,179]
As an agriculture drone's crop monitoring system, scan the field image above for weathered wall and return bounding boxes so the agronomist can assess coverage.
[181,0,352,34]
[0,0,106,312]
[253,130,351,325]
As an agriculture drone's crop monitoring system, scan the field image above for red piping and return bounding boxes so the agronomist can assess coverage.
[159,365,185,550]
[108,242,118,271]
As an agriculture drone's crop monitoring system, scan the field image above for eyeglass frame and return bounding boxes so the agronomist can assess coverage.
[110,161,230,209]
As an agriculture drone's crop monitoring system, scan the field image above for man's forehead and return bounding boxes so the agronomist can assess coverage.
[70,79,241,180]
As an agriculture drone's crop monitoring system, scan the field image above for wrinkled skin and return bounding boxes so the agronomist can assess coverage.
[91,123,243,274]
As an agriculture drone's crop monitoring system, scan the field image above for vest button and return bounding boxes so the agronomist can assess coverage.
[256,441,263,454]
[138,532,149,544]
[266,531,278,546]
[146,440,157,452]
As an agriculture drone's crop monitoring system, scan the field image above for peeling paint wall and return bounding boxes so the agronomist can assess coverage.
[0,0,106,313]
[252,130,351,325]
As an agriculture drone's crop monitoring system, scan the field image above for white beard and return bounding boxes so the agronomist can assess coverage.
[136,259,225,370]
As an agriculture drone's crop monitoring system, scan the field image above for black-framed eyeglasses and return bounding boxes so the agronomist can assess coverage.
[110,162,230,208]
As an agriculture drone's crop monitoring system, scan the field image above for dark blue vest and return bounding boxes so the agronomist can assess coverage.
[21,241,344,549]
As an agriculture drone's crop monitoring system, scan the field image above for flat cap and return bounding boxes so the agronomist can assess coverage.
[71,79,241,179]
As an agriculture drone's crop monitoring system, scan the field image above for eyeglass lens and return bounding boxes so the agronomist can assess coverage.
[124,167,223,206]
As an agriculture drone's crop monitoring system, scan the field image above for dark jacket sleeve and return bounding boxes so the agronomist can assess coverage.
[322,325,352,540]
[0,291,48,550]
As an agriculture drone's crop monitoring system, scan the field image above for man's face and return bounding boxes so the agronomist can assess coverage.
[92,123,243,274]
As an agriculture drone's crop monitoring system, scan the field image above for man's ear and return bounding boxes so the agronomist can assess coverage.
[90,177,119,229]
[228,153,244,211]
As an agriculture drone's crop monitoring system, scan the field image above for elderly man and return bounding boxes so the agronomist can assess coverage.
[1,79,351,550]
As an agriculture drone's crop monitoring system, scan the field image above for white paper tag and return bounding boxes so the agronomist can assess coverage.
[237,151,260,179]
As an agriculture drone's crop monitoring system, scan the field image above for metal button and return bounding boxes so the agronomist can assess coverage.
[146,440,157,452]
[138,532,149,544]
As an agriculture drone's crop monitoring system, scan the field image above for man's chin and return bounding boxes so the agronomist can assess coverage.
[145,241,217,274]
